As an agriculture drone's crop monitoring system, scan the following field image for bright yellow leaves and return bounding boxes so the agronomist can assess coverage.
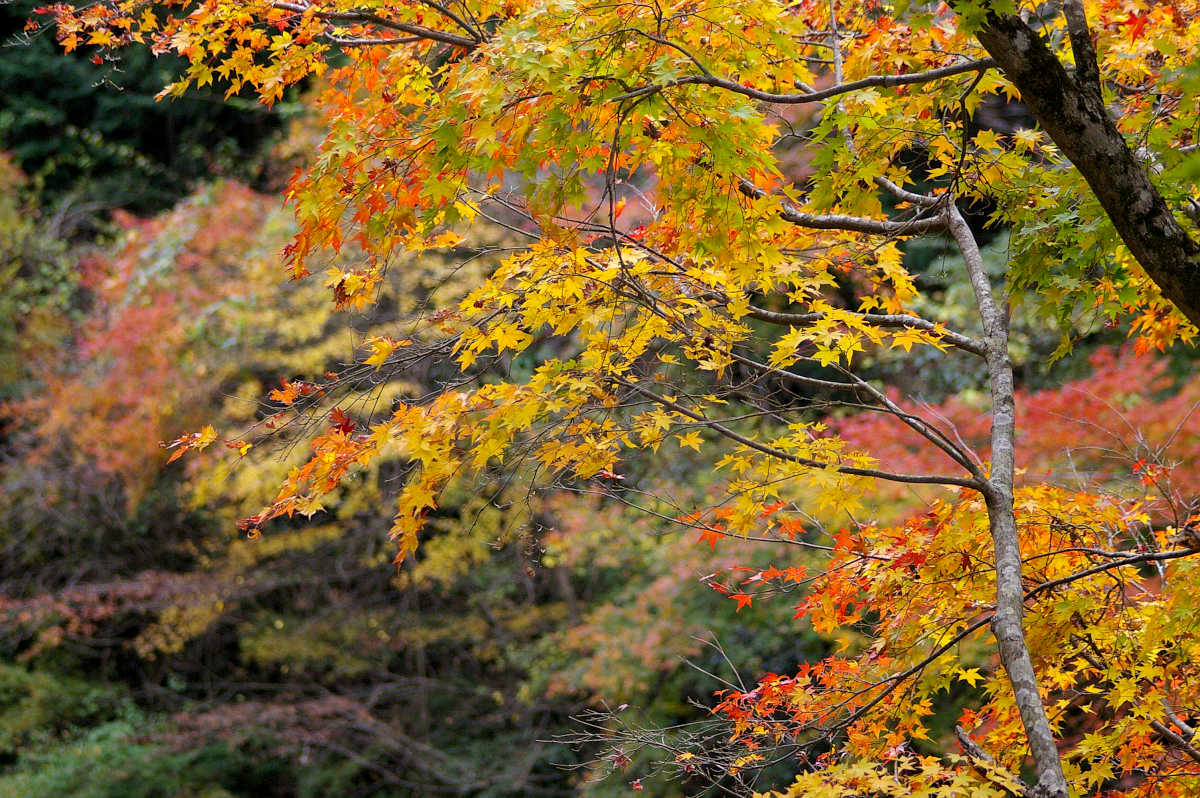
[325,267,383,311]
[163,424,218,464]
[716,478,1200,796]
[37,0,1200,789]
[955,667,985,687]
[489,323,533,355]
[363,336,413,368]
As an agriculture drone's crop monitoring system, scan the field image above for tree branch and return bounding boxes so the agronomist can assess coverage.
[737,178,945,235]
[272,1,477,48]
[1149,719,1200,766]
[1061,0,1100,92]
[724,350,864,393]
[618,378,981,489]
[1023,546,1199,604]
[956,725,1034,798]
[611,57,997,105]
[970,9,1200,328]
[947,200,1070,798]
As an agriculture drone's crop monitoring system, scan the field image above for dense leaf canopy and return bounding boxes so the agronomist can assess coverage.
[14,0,1200,795]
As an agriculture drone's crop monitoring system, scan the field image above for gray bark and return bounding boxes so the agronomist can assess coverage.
[946,203,1069,798]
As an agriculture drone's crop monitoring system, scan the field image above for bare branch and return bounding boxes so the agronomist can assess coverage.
[724,350,863,393]
[830,366,983,476]
[738,178,945,235]
[272,1,477,48]
[611,57,997,105]
[618,378,981,489]
[874,176,940,207]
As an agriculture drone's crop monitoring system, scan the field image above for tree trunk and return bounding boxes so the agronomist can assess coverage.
[971,11,1200,328]
[947,203,1069,798]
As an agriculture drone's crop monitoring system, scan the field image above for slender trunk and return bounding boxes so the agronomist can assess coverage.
[946,203,1069,798]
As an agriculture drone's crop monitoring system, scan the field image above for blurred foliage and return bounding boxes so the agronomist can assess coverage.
[0,154,73,401]
[0,128,826,793]
[1,0,297,220]
[2,58,1199,798]
[0,711,291,798]
[0,665,122,757]
[4,156,1200,793]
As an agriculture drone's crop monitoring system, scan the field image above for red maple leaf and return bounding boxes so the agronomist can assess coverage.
[832,527,860,553]
[758,499,785,518]
[329,407,356,434]
[1122,10,1150,41]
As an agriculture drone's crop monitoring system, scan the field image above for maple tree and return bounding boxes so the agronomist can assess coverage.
[26,0,1200,795]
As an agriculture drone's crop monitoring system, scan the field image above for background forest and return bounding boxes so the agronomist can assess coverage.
[2,2,1199,797]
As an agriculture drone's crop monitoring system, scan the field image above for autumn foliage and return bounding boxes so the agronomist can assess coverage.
[13,185,271,489]
[12,0,1200,795]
